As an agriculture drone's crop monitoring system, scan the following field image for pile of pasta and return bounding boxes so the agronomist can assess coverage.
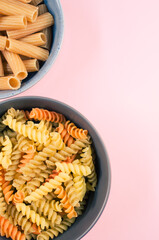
[0,0,54,91]
[0,107,97,240]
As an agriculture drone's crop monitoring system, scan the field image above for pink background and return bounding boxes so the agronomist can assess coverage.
[3,0,159,239]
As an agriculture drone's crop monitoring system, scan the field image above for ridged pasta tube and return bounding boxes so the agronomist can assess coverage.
[16,203,49,229]
[24,172,70,203]
[55,162,91,176]
[3,115,50,145]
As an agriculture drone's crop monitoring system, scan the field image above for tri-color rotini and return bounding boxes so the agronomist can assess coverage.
[0,107,97,240]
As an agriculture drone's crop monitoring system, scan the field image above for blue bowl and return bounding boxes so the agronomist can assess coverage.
[0,0,64,99]
[0,96,111,240]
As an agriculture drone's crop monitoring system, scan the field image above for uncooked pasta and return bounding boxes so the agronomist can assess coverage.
[0,107,97,240]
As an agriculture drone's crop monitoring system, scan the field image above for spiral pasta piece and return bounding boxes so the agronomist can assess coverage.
[2,180,14,204]
[56,123,74,147]
[16,203,49,230]
[3,115,50,145]
[29,108,66,123]
[80,146,97,190]
[13,173,32,191]
[13,190,25,204]
[64,179,79,207]
[6,204,33,234]
[0,136,12,169]
[24,173,70,203]
[17,134,34,153]
[17,150,35,172]
[47,138,91,167]
[0,186,7,216]
[22,169,52,194]
[54,186,77,219]
[55,162,91,176]
[45,170,60,182]
[0,215,26,240]
[7,108,26,124]
[5,145,21,181]
[65,121,88,139]
[32,198,62,214]
[73,175,86,202]
[37,217,76,240]
[31,199,61,225]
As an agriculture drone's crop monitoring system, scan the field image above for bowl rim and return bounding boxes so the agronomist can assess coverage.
[0,0,64,100]
[0,96,111,240]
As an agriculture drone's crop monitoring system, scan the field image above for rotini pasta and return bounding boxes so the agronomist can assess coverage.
[56,123,74,147]
[54,186,77,219]
[65,121,88,139]
[0,215,25,240]
[24,172,70,203]
[0,107,97,240]
[55,162,91,176]
[16,203,49,229]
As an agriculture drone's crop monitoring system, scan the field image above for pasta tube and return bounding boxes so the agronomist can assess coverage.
[2,50,27,81]
[19,32,46,46]
[0,15,27,31]
[0,54,4,77]
[0,0,38,23]
[6,39,49,61]
[0,76,21,90]
[7,13,54,39]
[18,0,32,3]
[38,4,52,50]
[31,0,43,6]
[0,36,7,51]
[4,59,39,73]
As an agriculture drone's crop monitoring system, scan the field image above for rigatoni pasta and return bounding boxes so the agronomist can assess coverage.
[4,59,39,74]
[0,107,97,240]
[0,2,54,91]
[0,15,27,31]
[0,54,4,77]
[0,0,38,23]
[2,50,27,80]
[0,36,7,51]
[0,76,21,90]
[6,39,49,61]
[7,12,54,39]
[19,32,47,46]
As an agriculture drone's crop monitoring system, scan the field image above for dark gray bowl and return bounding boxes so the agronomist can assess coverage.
[0,96,111,240]
[0,0,64,99]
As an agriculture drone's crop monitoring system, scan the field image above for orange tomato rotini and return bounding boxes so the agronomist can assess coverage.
[56,123,74,147]
[31,223,41,235]
[63,154,77,163]
[54,186,77,219]
[17,147,35,172]
[12,190,25,205]
[29,108,66,123]
[2,180,14,204]
[0,216,25,240]
[65,121,88,139]
[45,170,60,182]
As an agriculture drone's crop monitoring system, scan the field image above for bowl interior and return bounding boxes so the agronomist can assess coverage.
[0,97,111,240]
[0,0,64,99]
